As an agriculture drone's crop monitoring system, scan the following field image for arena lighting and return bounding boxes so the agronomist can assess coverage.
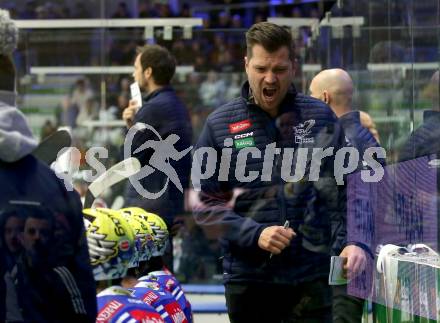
[13,18,203,40]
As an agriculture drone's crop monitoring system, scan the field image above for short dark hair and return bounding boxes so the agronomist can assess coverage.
[136,44,176,86]
[0,54,15,91]
[246,22,294,60]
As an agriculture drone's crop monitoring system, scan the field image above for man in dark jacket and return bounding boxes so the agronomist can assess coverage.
[193,22,367,323]
[310,68,381,323]
[398,70,440,254]
[399,70,440,162]
[122,44,192,231]
[0,9,96,322]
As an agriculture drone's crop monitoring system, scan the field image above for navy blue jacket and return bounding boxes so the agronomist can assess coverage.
[399,110,440,162]
[194,82,348,285]
[339,111,382,257]
[124,86,192,227]
[0,155,97,322]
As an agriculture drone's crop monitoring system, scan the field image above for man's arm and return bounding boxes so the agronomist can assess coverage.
[122,100,162,164]
[122,100,139,129]
[193,120,277,250]
[64,190,98,322]
[330,121,368,277]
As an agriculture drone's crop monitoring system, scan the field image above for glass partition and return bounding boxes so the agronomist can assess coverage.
[6,1,440,307]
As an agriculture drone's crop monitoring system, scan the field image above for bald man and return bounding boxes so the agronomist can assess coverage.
[310,68,381,162]
[309,68,354,117]
[310,68,382,323]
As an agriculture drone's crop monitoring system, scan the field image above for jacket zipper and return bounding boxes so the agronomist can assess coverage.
[247,101,289,225]
[277,153,287,224]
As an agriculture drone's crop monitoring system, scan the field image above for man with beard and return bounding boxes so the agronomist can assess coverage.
[193,22,367,323]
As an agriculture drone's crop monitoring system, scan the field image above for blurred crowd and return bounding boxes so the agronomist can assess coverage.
[47,71,245,146]
[6,0,320,24]
[8,0,324,70]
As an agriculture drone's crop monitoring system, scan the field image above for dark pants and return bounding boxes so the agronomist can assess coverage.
[332,285,364,323]
[225,278,332,323]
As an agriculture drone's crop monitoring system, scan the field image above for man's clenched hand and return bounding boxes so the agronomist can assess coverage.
[258,226,295,255]
[339,245,367,280]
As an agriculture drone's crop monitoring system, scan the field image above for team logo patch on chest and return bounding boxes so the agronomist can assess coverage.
[229,119,252,134]
[293,119,315,144]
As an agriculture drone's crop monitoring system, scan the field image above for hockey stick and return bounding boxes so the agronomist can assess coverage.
[32,129,72,165]
[83,157,141,208]
[110,196,125,210]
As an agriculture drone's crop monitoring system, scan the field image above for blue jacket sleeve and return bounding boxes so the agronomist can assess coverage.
[326,119,375,258]
[318,120,348,256]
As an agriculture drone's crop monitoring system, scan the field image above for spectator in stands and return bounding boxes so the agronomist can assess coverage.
[35,4,49,19]
[216,11,231,28]
[199,70,226,108]
[19,0,37,19]
[40,119,57,141]
[180,3,191,18]
[310,7,320,18]
[194,55,208,72]
[138,1,159,18]
[59,4,71,19]
[98,94,118,122]
[44,2,62,19]
[368,41,406,113]
[224,73,242,101]
[70,78,94,123]
[156,3,173,18]
[216,50,236,73]
[112,2,131,19]
[211,33,227,63]
[76,97,99,125]
[231,14,243,28]
[115,92,130,119]
[72,2,91,18]
[182,73,203,112]
[253,8,267,24]
[61,96,79,129]
[201,15,211,29]
[172,40,193,65]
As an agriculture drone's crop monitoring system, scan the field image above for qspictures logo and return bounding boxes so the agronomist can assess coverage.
[55,123,386,199]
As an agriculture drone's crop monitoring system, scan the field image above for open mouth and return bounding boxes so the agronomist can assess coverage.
[263,88,277,100]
